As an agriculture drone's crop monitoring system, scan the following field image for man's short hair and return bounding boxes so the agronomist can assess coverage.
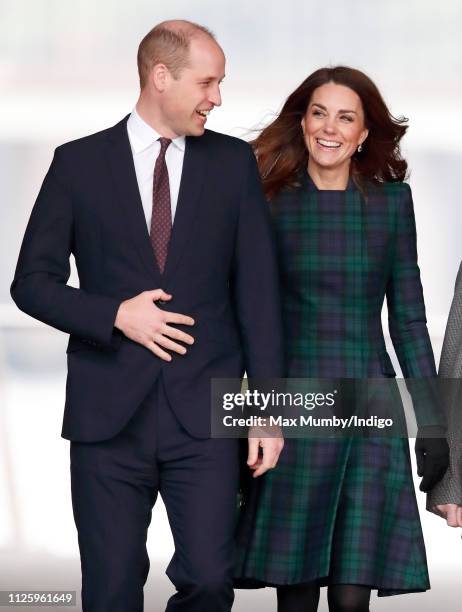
[137,21,216,89]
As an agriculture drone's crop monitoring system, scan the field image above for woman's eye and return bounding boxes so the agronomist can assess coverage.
[313,110,324,117]
[341,115,353,122]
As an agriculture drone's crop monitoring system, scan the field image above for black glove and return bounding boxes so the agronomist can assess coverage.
[414,426,449,492]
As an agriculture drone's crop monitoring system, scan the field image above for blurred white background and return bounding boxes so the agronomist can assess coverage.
[1,0,461,610]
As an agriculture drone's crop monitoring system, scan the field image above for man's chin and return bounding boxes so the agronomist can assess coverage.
[184,119,206,137]
[189,125,206,137]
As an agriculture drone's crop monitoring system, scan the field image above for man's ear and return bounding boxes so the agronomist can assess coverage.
[151,63,169,92]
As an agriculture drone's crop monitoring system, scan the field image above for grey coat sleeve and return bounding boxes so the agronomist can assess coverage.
[427,262,462,509]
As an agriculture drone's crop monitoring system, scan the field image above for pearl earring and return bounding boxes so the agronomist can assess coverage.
[357,143,363,153]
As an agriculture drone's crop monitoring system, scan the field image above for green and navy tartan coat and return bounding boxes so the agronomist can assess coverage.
[234,173,434,596]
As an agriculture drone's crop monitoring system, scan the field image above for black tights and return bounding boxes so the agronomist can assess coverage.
[277,582,371,612]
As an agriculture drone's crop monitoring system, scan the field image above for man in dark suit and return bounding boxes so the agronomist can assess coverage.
[10,20,284,612]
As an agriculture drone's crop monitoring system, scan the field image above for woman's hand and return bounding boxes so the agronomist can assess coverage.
[433,503,462,527]
[414,429,449,492]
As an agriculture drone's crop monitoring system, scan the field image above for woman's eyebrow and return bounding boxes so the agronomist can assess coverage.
[310,102,357,114]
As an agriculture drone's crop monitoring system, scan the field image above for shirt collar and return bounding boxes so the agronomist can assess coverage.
[127,107,186,154]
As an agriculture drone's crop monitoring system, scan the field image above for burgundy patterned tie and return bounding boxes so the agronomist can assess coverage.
[150,137,172,273]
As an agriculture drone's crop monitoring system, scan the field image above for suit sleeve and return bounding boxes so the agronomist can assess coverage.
[385,184,442,426]
[232,147,284,379]
[10,147,122,350]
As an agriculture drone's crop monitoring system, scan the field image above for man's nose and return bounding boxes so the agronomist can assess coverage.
[209,84,222,107]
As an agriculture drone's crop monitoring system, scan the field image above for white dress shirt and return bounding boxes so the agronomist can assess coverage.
[126,108,186,228]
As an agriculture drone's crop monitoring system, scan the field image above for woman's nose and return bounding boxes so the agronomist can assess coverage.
[322,120,336,134]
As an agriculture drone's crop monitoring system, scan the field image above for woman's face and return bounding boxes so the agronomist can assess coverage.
[301,82,369,173]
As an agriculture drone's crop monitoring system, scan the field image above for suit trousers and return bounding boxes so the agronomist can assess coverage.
[70,375,240,612]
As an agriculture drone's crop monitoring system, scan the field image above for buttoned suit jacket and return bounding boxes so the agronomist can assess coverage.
[11,115,284,441]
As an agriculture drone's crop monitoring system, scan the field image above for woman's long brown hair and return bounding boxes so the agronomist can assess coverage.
[253,66,408,199]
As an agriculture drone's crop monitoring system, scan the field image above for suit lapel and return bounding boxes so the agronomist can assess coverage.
[162,134,206,283]
[106,115,162,284]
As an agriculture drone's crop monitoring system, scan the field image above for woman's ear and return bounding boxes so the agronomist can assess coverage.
[359,127,369,146]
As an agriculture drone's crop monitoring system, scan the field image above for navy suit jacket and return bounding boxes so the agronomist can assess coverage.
[11,115,284,441]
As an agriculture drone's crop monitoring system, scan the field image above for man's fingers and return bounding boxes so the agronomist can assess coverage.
[268,449,282,469]
[271,453,281,468]
[162,324,195,345]
[252,439,284,477]
[154,334,187,355]
[147,289,172,302]
[247,438,260,467]
[247,430,284,478]
[252,454,274,477]
[252,466,267,478]
[265,439,284,469]
[165,312,195,326]
[145,340,172,362]
[272,440,284,467]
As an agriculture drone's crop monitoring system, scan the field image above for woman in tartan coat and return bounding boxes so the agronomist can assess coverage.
[234,67,449,611]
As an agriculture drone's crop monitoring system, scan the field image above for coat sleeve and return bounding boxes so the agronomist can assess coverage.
[427,262,462,509]
[385,184,442,426]
[231,146,284,379]
[385,184,436,377]
[10,146,122,350]
[439,262,462,377]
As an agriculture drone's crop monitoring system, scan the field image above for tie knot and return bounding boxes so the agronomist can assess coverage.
[158,137,172,155]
